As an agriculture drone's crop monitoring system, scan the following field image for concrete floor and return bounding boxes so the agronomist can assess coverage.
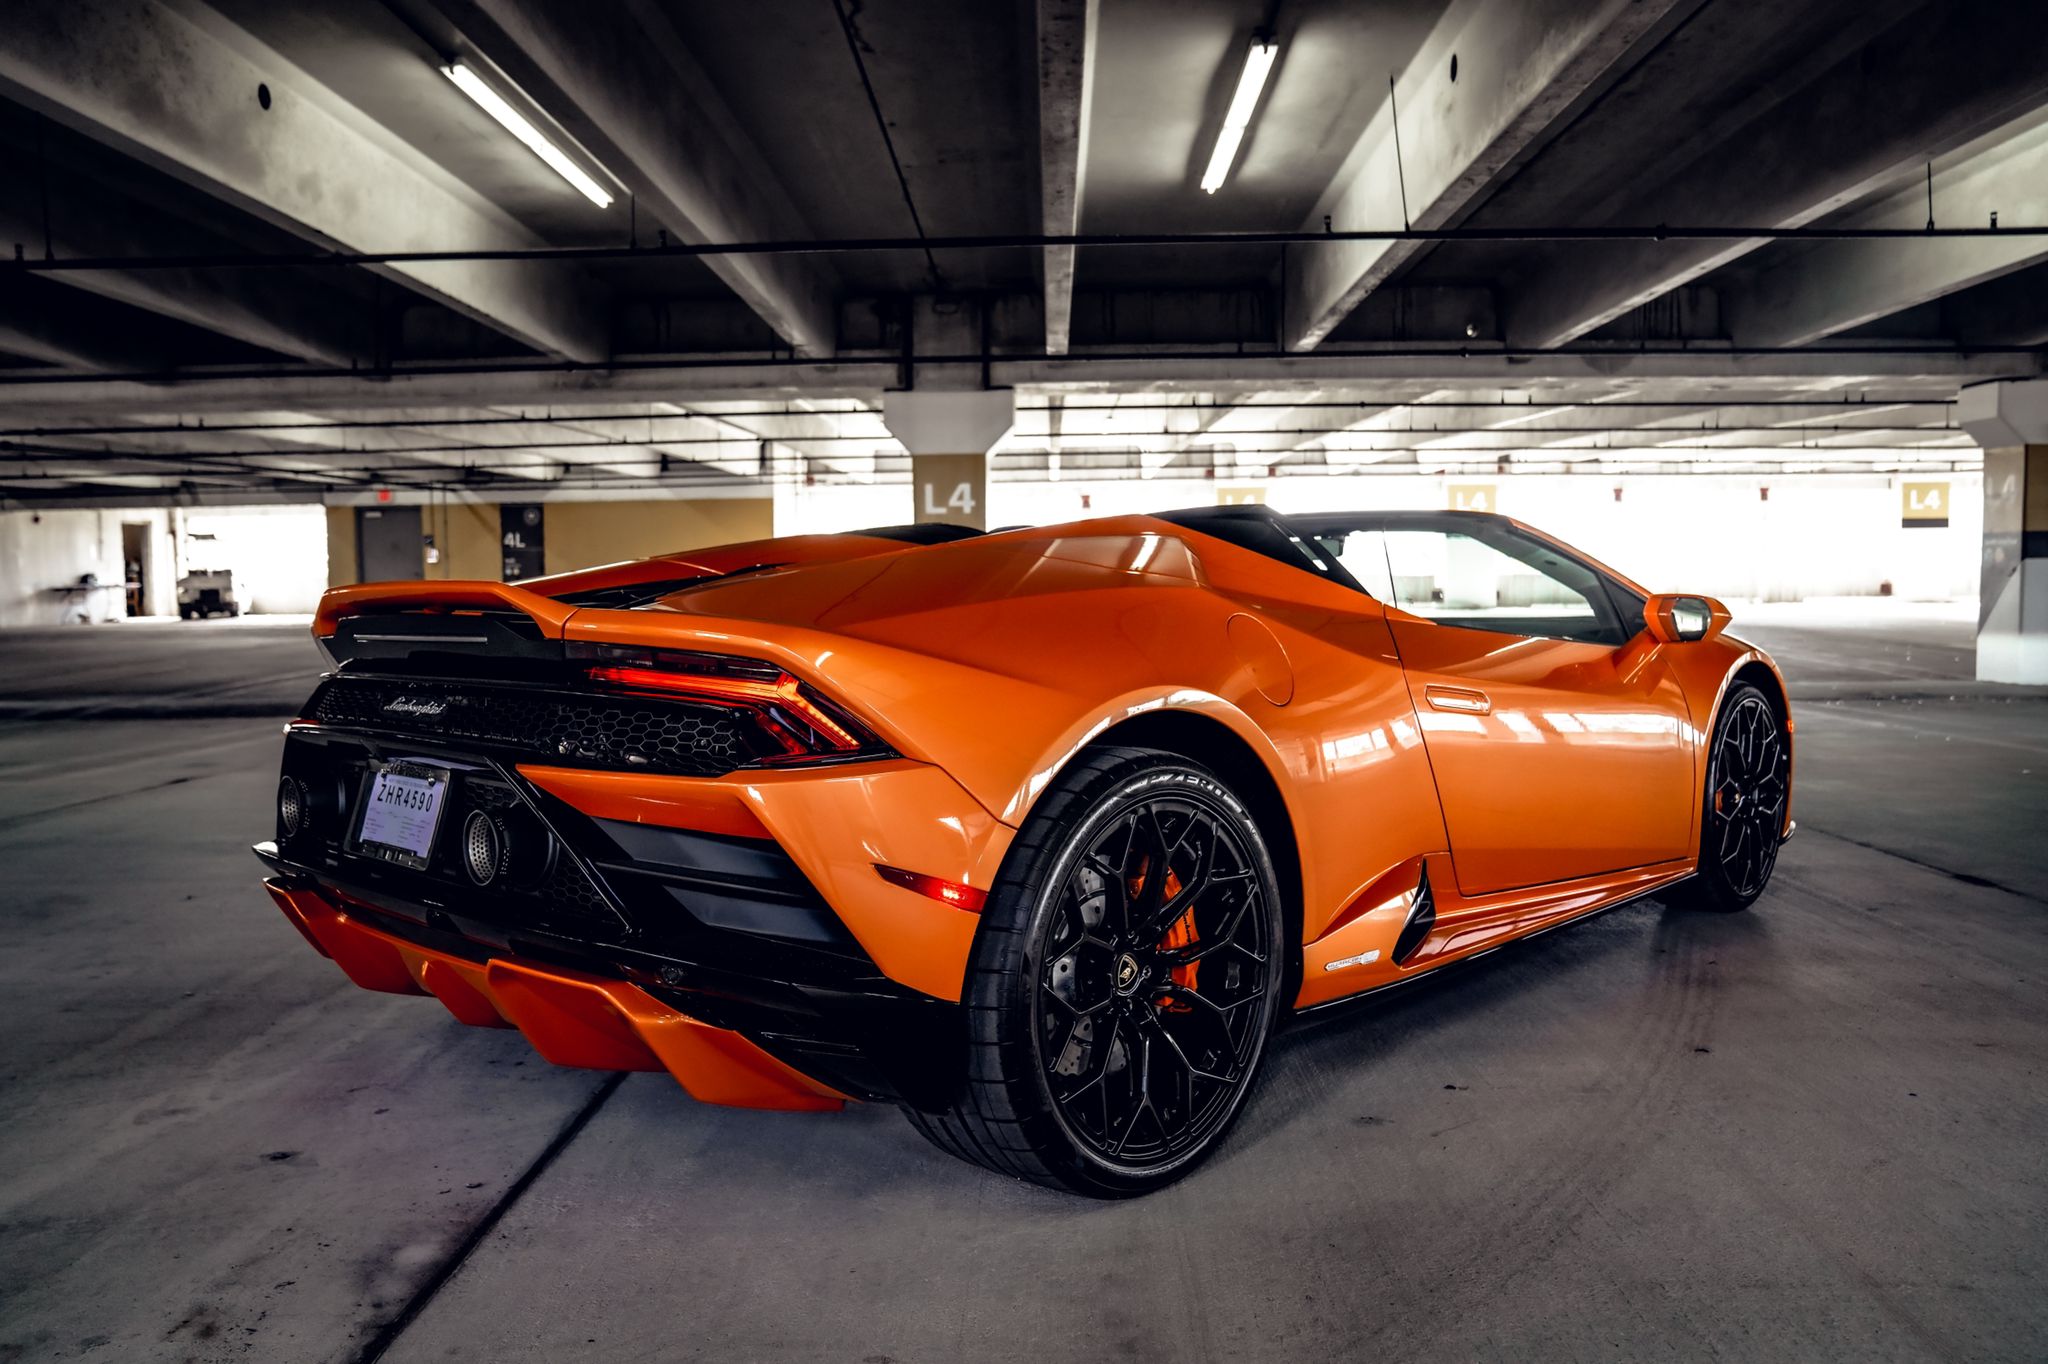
[0,606,2043,1363]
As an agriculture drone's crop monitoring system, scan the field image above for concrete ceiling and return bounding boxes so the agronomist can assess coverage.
[0,0,2041,505]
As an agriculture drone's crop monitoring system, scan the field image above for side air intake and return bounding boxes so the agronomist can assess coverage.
[1392,864,1437,965]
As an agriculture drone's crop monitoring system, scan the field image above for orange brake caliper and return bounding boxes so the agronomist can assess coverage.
[1156,870,1198,1009]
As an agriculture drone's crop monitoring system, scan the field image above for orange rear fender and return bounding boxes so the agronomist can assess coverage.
[521,760,1015,1004]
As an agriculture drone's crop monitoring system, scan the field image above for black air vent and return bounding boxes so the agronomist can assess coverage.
[1392,864,1437,965]
[330,610,555,664]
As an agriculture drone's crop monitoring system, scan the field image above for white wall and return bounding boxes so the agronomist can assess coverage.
[1255,472,1980,603]
[776,469,1982,604]
[774,475,1228,536]
[774,481,912,536]
[180,505,329,614]
[0,508,175,626]
[2,470,1971,630]
[0,504,329,627]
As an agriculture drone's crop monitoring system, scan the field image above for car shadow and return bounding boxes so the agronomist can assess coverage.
[1228,890,1779,1156]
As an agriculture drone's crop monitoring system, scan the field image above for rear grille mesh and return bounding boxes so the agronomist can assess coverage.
[309,675,765,777]
[540,856,616,930]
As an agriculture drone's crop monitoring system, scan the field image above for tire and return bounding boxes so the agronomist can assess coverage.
[905,746,1287,1197]
[1672,681,1790,912]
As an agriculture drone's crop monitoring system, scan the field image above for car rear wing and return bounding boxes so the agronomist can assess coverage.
[314,580,581,665]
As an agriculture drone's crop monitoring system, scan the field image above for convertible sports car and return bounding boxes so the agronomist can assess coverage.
[256,504,1792,1196]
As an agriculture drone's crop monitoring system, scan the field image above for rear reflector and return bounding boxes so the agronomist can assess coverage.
[874,864,987,912]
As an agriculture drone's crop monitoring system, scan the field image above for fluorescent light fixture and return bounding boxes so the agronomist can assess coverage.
[1200,36,1278,194]
[442,62,613,208]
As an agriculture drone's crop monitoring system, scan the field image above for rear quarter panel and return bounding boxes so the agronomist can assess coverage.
[567,520,1452,946]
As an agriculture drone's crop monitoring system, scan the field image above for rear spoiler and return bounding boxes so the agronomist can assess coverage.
[314,580,579,665]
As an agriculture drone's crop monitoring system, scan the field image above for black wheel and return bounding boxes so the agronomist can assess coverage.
[906,746,1286,1197]
[1675,682,1790,912]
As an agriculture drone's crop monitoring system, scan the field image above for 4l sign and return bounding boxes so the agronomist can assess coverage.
[1901,480,1950,528]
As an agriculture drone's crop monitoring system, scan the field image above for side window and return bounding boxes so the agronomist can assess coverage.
[1380,528,1625,645]
[1328,529,1395,601]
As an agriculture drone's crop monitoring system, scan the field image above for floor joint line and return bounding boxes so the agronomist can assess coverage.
[352,1071,628,1364]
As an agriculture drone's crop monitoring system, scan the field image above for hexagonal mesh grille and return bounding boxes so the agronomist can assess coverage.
[540,856,615,928]
[309,677,767,776]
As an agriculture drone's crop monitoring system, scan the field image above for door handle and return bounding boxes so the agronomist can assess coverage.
[1424,684,1492,716]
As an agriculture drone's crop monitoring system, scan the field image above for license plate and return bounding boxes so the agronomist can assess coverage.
[353,762,449,869]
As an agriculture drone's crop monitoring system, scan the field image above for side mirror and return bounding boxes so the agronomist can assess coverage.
[1643,593,1731,644]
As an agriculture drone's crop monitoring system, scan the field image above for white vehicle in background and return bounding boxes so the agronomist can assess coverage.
[177,568,243,619]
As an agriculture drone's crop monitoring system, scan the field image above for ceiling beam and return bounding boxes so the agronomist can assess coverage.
[434,0,836,355]
[0,352,2027,419]
[1138,393,1229,469]
[1148,392,1399,463]
[1944,263,2048,347]
[1283,0,1693,352]
[0,0,608,361]
[1036,0,1097,356]
[1726,121,2048,348]
[0,162,371,366]
[0,274,184,371]
[1503,2,2048,349]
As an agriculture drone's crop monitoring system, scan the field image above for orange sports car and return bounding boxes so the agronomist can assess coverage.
[256,505,1792,1196]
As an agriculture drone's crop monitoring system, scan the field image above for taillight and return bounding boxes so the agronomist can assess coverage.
[570,642,888,765]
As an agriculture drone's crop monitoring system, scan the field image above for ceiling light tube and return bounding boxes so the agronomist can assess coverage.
[1201,36,1278,194]
[442,62,614,208]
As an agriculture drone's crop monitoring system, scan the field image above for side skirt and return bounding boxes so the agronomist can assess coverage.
[1289,876,1684,1022]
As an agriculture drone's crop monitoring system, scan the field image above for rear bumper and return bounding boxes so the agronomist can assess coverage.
[263,726,1018,1109]
[267,878,844,1111]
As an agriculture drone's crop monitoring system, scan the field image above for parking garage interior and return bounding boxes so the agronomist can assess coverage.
[1,0,2045,1360]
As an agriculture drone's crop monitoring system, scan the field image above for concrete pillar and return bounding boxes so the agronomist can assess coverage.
[1957,381,2048,683]
[881,390,1016,531]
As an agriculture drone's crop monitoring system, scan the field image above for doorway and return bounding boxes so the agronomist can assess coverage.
[120,522,150,616]
[356,506,423,582]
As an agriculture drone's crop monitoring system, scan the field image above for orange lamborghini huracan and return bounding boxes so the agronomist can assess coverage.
[256,505,1792,1196]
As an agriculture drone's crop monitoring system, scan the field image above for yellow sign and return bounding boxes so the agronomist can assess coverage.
[1448,483,1498,514]
[1901,480,1950,527]
[912,453,987,530]
[1216,486,1266,506]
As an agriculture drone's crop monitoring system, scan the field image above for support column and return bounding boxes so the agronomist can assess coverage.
[1957,381,2048,683]
[881,391,1016,531]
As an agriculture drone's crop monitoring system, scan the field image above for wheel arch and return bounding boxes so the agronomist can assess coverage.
[1731,657,1789,727]
[1081,709,1307,1002]
[1710,653,1796,843]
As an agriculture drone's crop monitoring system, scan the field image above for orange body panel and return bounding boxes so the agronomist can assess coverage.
[313,578,581,639]
[283,507,1792,1110]
[518,759,1013,1003]
[1296,852,1693,1006]
[1384,614,1698,896]
[557,522,1453,949]
[267,880,844,1111]
[512,532,911,600]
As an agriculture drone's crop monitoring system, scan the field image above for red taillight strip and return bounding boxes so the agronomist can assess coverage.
[874,864,988,913]
[585,663,862,752]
